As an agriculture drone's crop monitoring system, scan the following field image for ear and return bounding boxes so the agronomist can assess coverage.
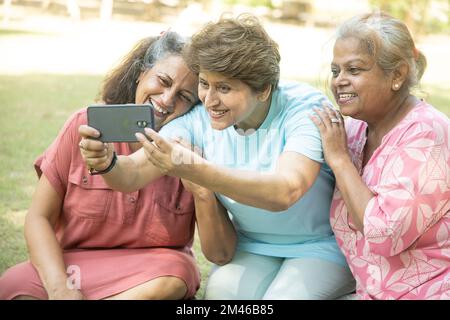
[391,63,409,91]
[257,84,272,102]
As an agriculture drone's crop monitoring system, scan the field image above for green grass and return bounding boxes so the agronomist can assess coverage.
[418,83,450,115]
[0,74,102,209]
[0,74,448,299]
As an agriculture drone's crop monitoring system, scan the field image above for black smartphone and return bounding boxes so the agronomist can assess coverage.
[87,104,155,142]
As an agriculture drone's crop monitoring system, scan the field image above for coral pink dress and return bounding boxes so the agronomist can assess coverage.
[331,102,450,299]
[0,109,200,299]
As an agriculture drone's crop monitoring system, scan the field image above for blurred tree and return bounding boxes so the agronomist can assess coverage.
[100,0,113,21]
[3,0,12,27]
[370,0,449,34]
[223,0,273,8]
[446,0,450,31]
[66,0,81,20]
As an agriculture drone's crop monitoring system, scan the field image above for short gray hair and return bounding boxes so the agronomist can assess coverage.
[142,31,188,69]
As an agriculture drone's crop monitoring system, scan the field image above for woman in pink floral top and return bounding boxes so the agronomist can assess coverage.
[311,12,449,299]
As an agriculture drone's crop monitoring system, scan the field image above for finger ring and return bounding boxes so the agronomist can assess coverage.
[330,118,341,124]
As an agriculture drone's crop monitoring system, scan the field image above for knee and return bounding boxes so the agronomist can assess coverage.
[106,276,189,300]
[0,273,17,300]
[263,271,356,300]
[263,285,323,300]
[204,265,240,300]
[264,280,339,300]
[12,295,38,300]
[160,277,188,299]
[139,276,188,300]
[0,263,41,300]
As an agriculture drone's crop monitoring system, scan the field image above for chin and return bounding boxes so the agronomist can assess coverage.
[210,121,230,131]
[155,118,168,131]
[337,105,353,116]
[338,109,351,117]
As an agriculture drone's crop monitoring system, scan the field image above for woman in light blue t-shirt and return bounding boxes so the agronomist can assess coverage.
[80,14,355,299]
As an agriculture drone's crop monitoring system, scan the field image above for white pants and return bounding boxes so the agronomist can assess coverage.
[204,251,355,300]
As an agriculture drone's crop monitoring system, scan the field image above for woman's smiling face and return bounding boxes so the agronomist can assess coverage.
[331,37,394,121]
[198,71,269,131]
[135,55,198,130]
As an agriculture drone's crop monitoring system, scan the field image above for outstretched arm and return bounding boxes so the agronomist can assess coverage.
[137,129,321,212]
[78,125,164,192]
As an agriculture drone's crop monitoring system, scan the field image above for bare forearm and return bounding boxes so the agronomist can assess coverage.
[194,192,236,265]
[141,131,315,210]
[331,160,374,233]
[182,161,304,211]
[103,151,163,193]
[25,214,68,296]
[101,155,141,192]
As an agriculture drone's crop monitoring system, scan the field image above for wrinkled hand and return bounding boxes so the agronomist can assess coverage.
[78,125,115,172]
[135,128,205,178]
[310,104,351,169]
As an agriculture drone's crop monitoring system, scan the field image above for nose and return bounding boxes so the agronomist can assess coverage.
[161,88,176,112]
[203,88,219,108]
[333,71,350,88]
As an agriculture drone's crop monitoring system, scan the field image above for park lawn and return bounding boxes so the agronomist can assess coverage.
[0,74,449,299]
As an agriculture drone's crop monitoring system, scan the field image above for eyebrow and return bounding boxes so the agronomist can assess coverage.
[199,78,232,87]
[180,89,196,101]
[331,59,366,66]
[161,73,196,101]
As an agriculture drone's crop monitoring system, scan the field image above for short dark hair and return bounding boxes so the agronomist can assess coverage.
[185,13,280,93]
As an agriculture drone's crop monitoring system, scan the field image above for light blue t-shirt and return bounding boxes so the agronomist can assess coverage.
[160,81,346,266]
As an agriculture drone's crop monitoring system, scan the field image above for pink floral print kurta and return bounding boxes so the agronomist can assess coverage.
[331,102,450,299]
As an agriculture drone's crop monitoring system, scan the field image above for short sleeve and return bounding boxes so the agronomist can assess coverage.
[283,94,330,163]
[363,125,450,257]
[34,110,87,198]
[159,105,205,147]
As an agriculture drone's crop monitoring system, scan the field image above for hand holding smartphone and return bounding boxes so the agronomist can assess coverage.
[87,104,155,142]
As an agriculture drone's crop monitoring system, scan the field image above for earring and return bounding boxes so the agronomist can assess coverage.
[393,83,400,90]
